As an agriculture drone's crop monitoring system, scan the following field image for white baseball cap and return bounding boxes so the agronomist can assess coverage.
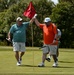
[44,17,51,22]
[16,17,22,21]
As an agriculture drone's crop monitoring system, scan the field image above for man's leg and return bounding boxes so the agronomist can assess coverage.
[38,45,49,67]
[42,53,47,63]
[57,41,60,57]
[14,51,19,62]
[52,55,58,62]
[38,53,47,67]
[19,43,25,63]
[57,44,59,57]
[14,51,21,66]
[46,52,51,62]
[19,52,25,61]
[52,55,58,67]
[56,42,60,61]
[46,45,51,62]
[50,45,58,67]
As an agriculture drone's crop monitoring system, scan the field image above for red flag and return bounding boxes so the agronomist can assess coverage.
[23,2,36,19]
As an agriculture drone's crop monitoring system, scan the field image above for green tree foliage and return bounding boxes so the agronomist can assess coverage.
[59,0,74,7]
[0,0,18,11]
[51,2,74,48]
[0,0,74,48]
[0,0,28,45]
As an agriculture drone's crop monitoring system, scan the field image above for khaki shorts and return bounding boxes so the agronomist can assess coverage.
[42,44,57,55]
[13,42,26,52]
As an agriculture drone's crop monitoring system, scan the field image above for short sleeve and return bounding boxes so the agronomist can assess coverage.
[9,25,15,34]
[23,22,30,28]
[39,24,44,29]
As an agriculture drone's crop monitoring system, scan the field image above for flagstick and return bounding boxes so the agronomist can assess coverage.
[31,24,34,47]
[33,49,34,71]
[31,24,34,70]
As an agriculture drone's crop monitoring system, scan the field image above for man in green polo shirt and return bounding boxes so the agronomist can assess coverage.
[7,17,34,66]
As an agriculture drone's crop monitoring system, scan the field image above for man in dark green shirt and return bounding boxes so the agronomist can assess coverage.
[7,17,34,66]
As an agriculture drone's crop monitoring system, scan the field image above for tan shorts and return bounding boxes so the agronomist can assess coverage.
[42,44,57,55]
[13,42,26,52]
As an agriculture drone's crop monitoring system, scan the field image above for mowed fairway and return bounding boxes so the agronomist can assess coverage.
[0,46,74,75]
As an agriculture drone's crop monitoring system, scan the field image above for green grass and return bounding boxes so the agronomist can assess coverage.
[0,46,74,75]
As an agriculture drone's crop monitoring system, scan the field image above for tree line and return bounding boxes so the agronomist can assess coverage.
[0,0,74,48]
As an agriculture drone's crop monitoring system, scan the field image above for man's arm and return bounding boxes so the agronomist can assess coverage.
[29,14,40,26]
[51,25,58,45]
[6,32,11,41]
[29,18,40,26]
[57,29,61,39]
[34,18,40,26]
[29,18,35,24]
[50,34,58,45]
[54,34,58,40]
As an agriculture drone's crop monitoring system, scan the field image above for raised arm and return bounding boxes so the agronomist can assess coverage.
[29,18,35,24]
[34,18,40,26]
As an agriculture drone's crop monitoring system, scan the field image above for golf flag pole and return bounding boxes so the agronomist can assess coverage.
[23,1,36,47]
[23,2,37,69]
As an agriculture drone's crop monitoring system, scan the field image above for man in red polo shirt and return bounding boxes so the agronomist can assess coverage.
[34,17,58,67]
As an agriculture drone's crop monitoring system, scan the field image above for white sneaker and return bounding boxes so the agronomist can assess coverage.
[52,62,58,67]
[38,63,45,67]
[17,62,21,66]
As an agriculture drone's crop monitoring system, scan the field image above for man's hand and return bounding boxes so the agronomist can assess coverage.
[51,39,58,45]
[6,38,11,42]
[30,14,37,24]
[33,14,37,19]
